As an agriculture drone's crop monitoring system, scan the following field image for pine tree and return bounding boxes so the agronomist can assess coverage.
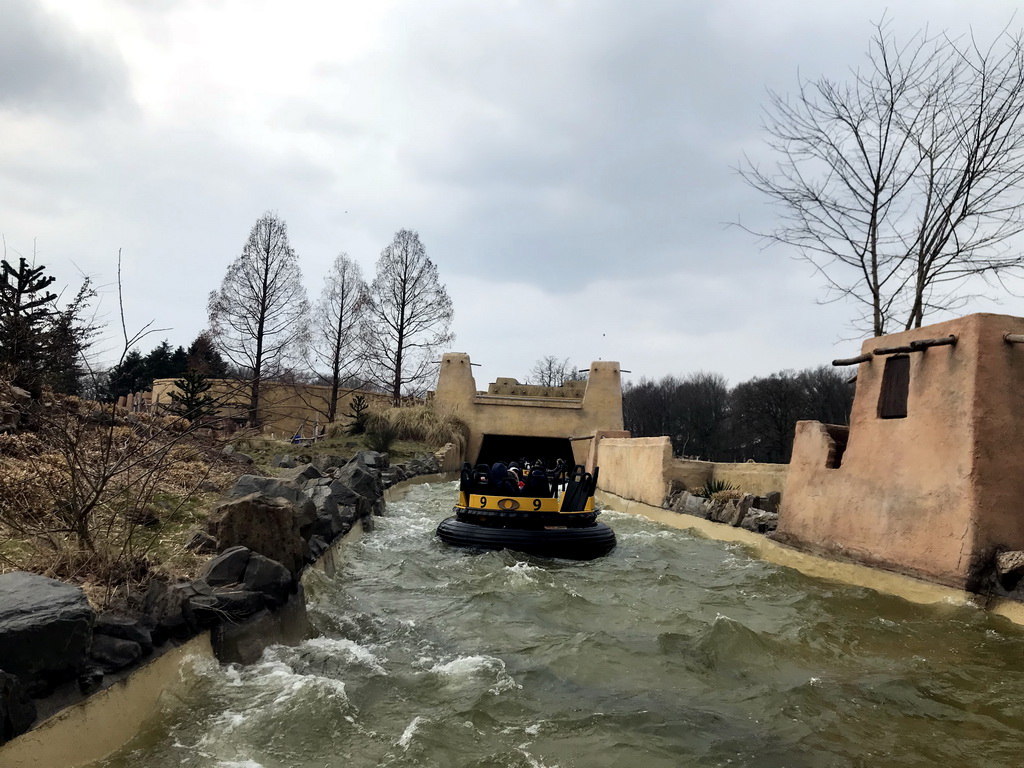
[0,257,57,399]
[167,369,218,422]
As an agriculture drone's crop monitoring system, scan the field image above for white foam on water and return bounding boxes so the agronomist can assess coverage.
[520,748,559,768]
[505,560,540,586]
[397,715,425,750]
[429,654,521,693]
[215,761,264,768]
[304,635,389,675]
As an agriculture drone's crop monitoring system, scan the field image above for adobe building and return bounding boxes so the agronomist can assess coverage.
[778,312,1024,590]
[149,378,395,437]
[433,353,627,467]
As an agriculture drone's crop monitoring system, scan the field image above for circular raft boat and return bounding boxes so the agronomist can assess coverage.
[436,462,616,560]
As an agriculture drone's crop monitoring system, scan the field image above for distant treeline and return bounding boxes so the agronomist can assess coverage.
[623,366,853,464]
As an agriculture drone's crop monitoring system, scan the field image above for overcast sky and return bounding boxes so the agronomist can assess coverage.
[3,0,1023,390]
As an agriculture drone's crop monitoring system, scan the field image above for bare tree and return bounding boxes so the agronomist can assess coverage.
[208,212,310,427]
[528,355,583,387]
[310,252,368,423]
[362,229,453,404]
[740,19,1024,336]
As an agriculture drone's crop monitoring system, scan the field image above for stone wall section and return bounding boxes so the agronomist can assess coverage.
[0,448,449,750]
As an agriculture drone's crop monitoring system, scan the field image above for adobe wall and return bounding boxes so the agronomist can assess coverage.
[778,313,1024,589]
[433,353,624,465]
[667,459,788,496]
[594,437,672,507]
[150,379,394,437]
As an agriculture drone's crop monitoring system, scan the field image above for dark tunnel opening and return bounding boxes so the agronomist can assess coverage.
[475,435,578,469]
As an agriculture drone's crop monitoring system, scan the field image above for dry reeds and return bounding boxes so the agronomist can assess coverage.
[367,405,468,450]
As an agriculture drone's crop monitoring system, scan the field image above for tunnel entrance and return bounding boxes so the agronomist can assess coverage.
[476,434,577,468]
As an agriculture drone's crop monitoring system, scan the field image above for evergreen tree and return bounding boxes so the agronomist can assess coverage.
[0,257,57,399]
[106,350,149,401]
[186,332,229,377]
[167,369,218,422]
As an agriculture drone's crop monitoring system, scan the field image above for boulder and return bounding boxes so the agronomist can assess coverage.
[88,635,143,674]
[740,509,779,534]
[94,614,154,655]
[0,670,36,745]
[333,462,383,502]
[209,494,306,574]
[995,550,1024,590]
[77,668,104,695]
[670,491,710,518]
[279,463,324,485]
[241,552,293,606]
[308,535,330,561]
[756,492,781,514]
[190,590,265,625]
[349,450,387,470]
[312,454,348,474]
[226,475,317,530]
[0,572,94,687]
[184,529,219,554]
[201,546,252,587]
[225,451,254,465]
[141,580,200,643]
[273,454,298,469]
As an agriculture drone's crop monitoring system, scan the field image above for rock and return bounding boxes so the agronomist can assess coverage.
[190,590,265,624]
[226,475,317,531]
[279,463,324,485]
[201,546,253,587]
[88,635,143,674]
[0,669,36,745]
[241,553,293,606]
[995,550,1024,590]
[308,535,330,561]
[349,450,387,470]
[77,667,104,695]
[273,454,298,469]
[307,483,339,517]
[333,462,383,502]
[670,491,710,518]
[757,492,781,514]
[740,509,779,534]
[94,614,153,655]
[210,494,306,574]
[312,454,347,474]
[0,572,95,687]
[311,509,346,542]
[142,580,200,643]
[184,529,219,554]
[225,451,254,465]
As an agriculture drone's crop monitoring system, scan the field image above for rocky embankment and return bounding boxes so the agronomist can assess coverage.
[663,489,781,534]
[0,449,443,745]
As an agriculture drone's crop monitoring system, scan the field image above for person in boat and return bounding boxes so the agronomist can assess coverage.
[488,462,520,496]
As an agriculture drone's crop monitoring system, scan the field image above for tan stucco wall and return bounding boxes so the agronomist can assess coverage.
[151,379,394,437]
[667,459,788,496]
[596,489,1024,624]
[433,353,624,464]
[593,436,671,507]
[779,313,1024,589]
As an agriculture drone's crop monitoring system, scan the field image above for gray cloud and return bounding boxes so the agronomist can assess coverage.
[0,0,131,114]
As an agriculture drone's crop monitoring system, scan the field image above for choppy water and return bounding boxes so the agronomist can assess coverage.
[96,482,1024,767]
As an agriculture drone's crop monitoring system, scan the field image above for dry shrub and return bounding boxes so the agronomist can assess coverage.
[371,405,468,450]
[710,488,744,502]
[0,393,240,604]
[0,432,44,458]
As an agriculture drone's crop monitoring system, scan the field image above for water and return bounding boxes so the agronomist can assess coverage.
[96,482,1024,767]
